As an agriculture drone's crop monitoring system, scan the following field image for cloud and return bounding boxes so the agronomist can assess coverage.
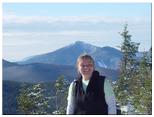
[3,13,149,25]
[3,13,151,61]
[3,12,150,34]
[3,29,117,39]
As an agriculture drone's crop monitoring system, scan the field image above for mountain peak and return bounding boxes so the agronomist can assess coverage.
[75,41,85,45]
[73,41,92,47]
[19,41,122,70]
[73,41,98,49]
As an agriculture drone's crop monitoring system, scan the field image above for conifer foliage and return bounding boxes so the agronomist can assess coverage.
[53,75,69,114]
[114,24,152,114]
[17,84,50,114]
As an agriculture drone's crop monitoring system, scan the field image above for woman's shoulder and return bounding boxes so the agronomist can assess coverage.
[69,79,79,88]
[98,75,112,87]
[98,74,106,82]
[99,74,110,82]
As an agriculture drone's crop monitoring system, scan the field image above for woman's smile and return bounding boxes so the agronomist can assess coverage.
[78,59,94,80]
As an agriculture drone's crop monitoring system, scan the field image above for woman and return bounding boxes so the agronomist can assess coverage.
[66,54,116,115]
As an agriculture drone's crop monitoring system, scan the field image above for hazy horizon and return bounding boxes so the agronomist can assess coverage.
[3,40,151,62]
[3,41,122,62]
[3,3,151,61]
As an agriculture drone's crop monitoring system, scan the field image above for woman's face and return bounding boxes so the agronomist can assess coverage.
[78,58,94,80]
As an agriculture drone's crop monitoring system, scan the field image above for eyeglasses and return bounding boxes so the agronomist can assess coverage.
[80,64,93,68]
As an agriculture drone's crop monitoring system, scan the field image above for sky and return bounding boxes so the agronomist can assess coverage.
[2,3,152,61]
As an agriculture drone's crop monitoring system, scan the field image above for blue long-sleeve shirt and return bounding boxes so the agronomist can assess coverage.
[66,78,117,114]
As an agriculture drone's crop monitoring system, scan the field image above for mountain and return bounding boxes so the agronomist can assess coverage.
[3,59,119,83]
[3,60,76,83]
[3,60,18,67]
[92,46,122,69]
[19,41,122,70]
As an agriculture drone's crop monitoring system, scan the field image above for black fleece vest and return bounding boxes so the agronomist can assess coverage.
[73,71,108,115]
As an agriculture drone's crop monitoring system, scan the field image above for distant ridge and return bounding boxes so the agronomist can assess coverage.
[3,59,119,82]
[18,41,122,70]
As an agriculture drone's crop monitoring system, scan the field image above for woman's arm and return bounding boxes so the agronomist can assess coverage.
[104,78,117,114]
[66,82,75,114]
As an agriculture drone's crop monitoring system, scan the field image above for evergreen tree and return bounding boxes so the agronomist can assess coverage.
[114,24,140,114]
[132,51,152,114]
[17,84,51,114]
[53,75,69,114]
